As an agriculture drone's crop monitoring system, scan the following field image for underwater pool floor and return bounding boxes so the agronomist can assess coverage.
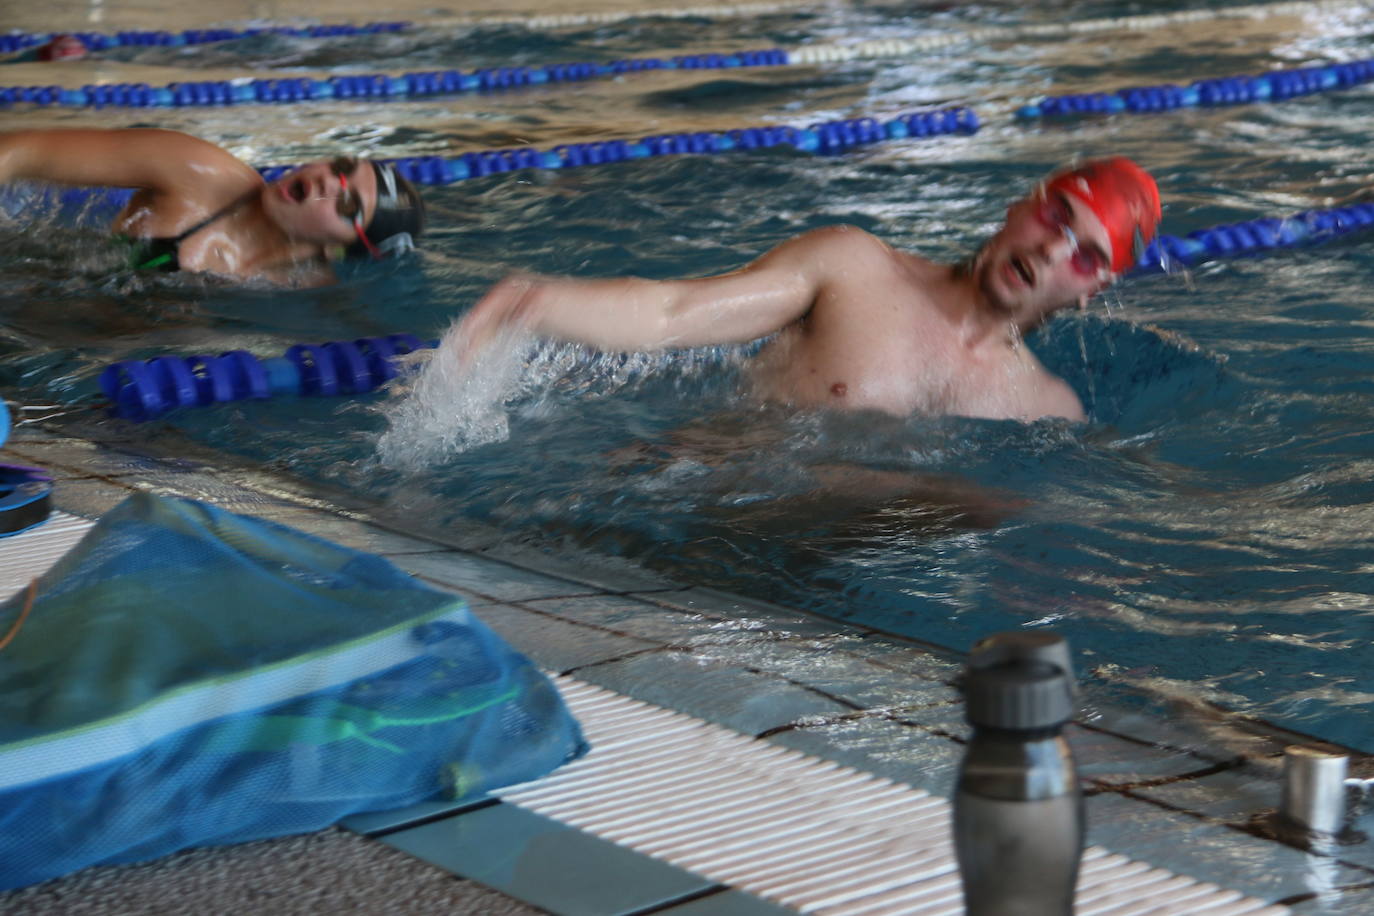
[3,421,1372,914]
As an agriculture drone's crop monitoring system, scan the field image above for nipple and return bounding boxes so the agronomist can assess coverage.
[830,381,848,398]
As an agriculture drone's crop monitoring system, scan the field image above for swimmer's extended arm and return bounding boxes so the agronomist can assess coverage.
[0,128,254,194]
[460,226,876,354]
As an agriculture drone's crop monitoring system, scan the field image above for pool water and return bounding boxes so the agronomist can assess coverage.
[3,0,1374,753]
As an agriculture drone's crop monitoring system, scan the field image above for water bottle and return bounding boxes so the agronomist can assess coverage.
[953,631,1083,916]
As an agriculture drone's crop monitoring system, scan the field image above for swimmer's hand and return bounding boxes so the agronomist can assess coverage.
[451,273,544,365]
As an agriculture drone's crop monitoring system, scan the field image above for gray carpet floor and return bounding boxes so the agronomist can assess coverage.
[0,827,546,915]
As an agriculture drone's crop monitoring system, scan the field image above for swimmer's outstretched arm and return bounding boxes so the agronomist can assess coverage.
[0,128,254,196]
[458,226,865,356]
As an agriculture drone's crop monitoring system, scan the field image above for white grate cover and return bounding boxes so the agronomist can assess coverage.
[0,511,94,602]
[498,677,1292,915]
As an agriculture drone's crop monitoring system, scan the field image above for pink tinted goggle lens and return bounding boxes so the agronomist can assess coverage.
[1035,196,1106,277]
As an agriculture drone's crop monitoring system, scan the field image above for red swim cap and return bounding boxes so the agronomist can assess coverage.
[1044,157,1161,274]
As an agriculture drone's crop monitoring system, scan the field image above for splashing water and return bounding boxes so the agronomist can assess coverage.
[373,319,756,472]
[374,322,538,471]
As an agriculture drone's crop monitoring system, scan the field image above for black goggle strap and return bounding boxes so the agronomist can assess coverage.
[355,162,417,260]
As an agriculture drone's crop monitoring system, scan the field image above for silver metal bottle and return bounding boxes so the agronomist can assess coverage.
[953,632,1083,916]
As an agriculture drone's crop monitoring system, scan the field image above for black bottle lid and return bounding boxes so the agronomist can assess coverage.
[963,632,1076,730]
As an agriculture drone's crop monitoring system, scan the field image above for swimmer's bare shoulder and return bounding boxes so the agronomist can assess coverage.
[1014,349,1086,422]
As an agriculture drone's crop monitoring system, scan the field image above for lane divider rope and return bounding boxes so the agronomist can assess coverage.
[786,0,1374,65]
[0,22,407,54]
[27,105,978,194]
[1017,58,1374,119]
[2,0,823,49]
[0,49,791,108]
[4,0,1372,110]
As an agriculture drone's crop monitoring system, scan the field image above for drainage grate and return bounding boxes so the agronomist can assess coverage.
[497,677,1292,915]
[0,511,94,602]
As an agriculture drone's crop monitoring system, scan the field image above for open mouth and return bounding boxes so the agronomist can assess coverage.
[1010,255,1035,288]
[1005,256,1033,288]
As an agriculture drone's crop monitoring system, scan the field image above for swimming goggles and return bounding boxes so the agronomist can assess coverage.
[329,157,381,258]
[1035,193,1109,278]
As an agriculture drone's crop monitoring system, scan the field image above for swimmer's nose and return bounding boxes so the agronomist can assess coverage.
[1039,229,1076,266]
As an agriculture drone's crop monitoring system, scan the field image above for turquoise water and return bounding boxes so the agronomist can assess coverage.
[3,1,1374,752]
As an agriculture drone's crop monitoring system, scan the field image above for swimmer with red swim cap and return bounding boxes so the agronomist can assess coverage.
[455,156,1160,424]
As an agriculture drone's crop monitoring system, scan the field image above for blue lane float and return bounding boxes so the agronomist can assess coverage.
[38,106,979,209]
[98,334,437,422]
[0,22,409,55]
[1017,58,1374,120]
[1132,202,1374,274]
[0,48,791,110]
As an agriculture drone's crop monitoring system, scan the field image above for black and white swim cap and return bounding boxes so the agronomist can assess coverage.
[345,161,426,260]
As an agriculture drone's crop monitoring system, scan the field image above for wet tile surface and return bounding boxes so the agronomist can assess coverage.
[3,437,191,478]
[1286,884,1374,914]
[662,889,799,915]
[764,714,966,796]
[381,803,713,916]
[646,586,846,638]
[1086,792,1370,902]
[471,602,663,673]
[1070,723,1233,787]
[50,476,138,517]
[1130,765,1374,874]
[571,648,854,736]
[395,550,602,603]
[521,593,746,646]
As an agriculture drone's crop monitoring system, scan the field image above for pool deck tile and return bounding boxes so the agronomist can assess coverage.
[468,602,664,673]
[1285,884,1374,914]
[763,714,967,796]
[1085,792,1371,903]
[659,889,800,915]
[49,475,139,517]
[380,802,715,916]
[1129,766,1374,873]
[3,436,196,478]
[567,648,856,736]
[340,797,494,838]
[1071,721,1242,787]
[519,592,753,647]
[477,541,684,594]
[393,550,605,605]
[641,586,851,638]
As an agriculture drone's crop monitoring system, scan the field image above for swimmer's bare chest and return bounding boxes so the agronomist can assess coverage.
[747,293,1073,420]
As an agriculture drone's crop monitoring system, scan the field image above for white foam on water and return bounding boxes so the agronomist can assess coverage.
[373,320,538,471]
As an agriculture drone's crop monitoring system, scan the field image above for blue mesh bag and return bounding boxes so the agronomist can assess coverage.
[0,491,586,890]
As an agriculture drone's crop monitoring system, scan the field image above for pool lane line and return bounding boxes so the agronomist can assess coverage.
[14,104,975,194]
[8,0,1366,72]
[1132,202,1374,275]
[0,22,408,56]
[787,0,1374,65]
[7,47,1372,115]
[1017,59,1374,120]
[3,0,822,52]
[6,0,1373,111]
